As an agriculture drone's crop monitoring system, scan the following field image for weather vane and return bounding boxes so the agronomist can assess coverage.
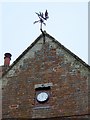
[34,10,49,33]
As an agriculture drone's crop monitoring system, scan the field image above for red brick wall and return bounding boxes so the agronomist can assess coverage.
[2,40,90,119]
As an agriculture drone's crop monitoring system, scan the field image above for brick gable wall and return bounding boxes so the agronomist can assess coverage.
[2,37,90,119]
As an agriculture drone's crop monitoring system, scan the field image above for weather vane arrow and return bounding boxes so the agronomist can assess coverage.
[33,10,49,33]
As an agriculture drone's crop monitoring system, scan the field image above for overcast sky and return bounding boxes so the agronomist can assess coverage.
[0,1,89,65]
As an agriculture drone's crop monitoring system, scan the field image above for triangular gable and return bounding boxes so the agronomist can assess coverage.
[2,31,90,77]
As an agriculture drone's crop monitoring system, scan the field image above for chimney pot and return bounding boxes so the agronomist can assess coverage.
[4,53,12,66]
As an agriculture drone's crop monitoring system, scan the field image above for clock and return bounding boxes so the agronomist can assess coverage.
[36,92,49,103]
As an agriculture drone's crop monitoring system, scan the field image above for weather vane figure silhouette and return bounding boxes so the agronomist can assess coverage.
[34,10,49,32]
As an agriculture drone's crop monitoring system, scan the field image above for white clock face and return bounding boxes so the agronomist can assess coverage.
[37,92,49,102]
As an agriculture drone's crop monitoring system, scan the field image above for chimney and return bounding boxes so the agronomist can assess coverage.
[4,53,12,66]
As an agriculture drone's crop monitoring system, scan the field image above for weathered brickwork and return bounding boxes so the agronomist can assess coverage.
[1,33,90,119]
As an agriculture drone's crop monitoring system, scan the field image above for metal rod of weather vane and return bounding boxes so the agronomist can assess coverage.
[40,28,45,44]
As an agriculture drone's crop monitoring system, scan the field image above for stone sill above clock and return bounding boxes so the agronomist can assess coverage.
[34,83,53,90]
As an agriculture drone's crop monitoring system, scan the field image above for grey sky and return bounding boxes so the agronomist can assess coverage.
[0,1,88,65]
